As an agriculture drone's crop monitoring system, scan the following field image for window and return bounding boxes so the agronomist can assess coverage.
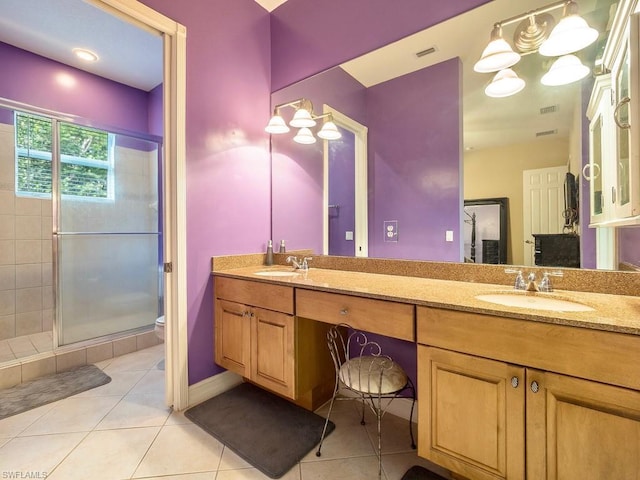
[15,112,113,199]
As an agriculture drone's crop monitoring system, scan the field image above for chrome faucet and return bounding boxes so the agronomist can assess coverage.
[526,272,539,292]
[506,268,563,292]
[286,255,312,270]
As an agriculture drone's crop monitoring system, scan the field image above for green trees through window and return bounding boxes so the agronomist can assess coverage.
[16,112,112,198]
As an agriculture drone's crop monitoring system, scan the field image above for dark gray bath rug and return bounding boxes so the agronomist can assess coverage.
[185,382,335,479]
[0,364,111,419]
[401,465,448,480]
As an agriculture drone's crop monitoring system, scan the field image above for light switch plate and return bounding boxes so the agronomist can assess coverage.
[345,231,354,240]
[446,230,454,242]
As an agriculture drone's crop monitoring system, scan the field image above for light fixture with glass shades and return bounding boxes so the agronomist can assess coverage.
[475,0,599,97]
[265,98,342,144]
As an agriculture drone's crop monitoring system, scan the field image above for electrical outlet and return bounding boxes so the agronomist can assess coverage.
[384,220,398,242]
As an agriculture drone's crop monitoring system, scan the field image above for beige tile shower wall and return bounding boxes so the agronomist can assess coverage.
[0,122,53,341]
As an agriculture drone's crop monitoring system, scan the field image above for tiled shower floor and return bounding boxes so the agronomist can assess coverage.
[0,331,52,363]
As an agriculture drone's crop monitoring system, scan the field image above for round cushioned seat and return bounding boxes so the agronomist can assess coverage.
[339,355,408,394]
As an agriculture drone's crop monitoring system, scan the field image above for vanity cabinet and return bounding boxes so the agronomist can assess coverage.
[214,277,334,409]
[417,306,640,480]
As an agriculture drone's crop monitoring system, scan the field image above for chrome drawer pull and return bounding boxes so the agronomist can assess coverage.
[511,376,519,388]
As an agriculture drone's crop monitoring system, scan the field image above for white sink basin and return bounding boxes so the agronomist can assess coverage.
[475,293,594,312]
[254,270,299,277]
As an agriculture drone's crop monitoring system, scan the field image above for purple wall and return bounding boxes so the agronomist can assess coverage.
[139,0,272,384]
[0,42,150,134]
[367,58,462,261]
[329,128,356,256]
[619,228,640,267]
[271,67,367,254]
[148,83,164,137]
[270,0,490,90]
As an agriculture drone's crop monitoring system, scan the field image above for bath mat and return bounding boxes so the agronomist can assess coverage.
[0,364,111,420]
[401,465,448,480]
[185,382,335,479]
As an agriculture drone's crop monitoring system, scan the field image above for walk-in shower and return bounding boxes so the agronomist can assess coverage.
[0,105,162,363]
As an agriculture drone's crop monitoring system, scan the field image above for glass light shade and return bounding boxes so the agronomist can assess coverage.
[538,14,598,56]
[474,26,521,73]
[264,114,290,134]
[289,108,316,128]
[541,55,590,86]
[484,68,526,97]
[293,127,316,144]
[317,121,342,140]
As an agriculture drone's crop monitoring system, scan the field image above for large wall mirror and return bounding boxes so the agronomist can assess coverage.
[270,0,640,272]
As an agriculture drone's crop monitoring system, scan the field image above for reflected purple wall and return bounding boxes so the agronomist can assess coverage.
[580,80,597,269]
[619,229,640,267]
[367,58,462,261]
[329,128,356,256]
[271,67,367,254]
[270,0,490,91]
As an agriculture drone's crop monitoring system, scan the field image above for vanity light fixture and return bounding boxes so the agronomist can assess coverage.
[265,98,342,143]
[474,25,521,73]
[293,127,317,144]
[73,48,99,62]
[540,54,590,85]
[485,68,526,97]
[475,0,599,97]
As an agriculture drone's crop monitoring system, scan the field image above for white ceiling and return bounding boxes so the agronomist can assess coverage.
[255,0,288,12]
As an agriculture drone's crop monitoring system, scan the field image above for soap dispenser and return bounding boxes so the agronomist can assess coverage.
[265,240,274,266]
[279,240,286,253]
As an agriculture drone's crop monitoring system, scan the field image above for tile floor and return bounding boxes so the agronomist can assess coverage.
[0,344,450,480]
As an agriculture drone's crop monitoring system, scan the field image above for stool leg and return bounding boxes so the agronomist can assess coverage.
[407,380,417,449]
[316,377,339,457]
[375,394,383,479]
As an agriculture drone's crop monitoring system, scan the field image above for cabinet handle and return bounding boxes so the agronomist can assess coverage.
[582,162,600,181]
[612,186,617,204]
[511,376,519,388]
[530,380,540,393]
[614,96,631,129]
[340,308,348,315]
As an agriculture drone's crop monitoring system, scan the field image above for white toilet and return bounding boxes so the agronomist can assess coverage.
[155,315,165,342]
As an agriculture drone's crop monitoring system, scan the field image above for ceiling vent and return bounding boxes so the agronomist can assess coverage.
[416,46,437,58]
[536,129,558,137]
[540,105,559,115]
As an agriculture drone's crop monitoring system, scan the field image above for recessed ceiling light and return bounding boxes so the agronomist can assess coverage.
[73,48,98,62]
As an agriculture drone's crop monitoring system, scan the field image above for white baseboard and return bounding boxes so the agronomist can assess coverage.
[187,370,243,408]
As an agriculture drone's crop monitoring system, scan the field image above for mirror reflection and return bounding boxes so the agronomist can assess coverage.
[270,0,640,272]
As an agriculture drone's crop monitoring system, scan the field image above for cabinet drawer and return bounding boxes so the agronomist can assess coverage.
[214,277,293,314]
[417,306,640,391]
[296,289,414,341]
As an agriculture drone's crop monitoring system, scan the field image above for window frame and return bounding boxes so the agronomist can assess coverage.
[14,112,115,202]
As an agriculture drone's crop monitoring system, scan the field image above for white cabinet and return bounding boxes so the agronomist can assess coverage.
[586,74,614,225]
[589,3,640,226]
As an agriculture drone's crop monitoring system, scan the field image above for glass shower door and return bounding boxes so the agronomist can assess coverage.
[55,124,160,346]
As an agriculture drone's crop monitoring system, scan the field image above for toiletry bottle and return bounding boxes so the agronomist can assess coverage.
[279,240,286,253]
[265,240,274,266]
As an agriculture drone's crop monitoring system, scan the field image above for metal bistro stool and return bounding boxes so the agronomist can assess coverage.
[316,324,416,478]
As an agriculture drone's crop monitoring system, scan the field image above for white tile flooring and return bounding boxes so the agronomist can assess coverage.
[0,344,449,480]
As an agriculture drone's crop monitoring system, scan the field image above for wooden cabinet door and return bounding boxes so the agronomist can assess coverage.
[214,299,250,377]
[526,369,640,480]
[418,346,525,480]
[251,306,296,399]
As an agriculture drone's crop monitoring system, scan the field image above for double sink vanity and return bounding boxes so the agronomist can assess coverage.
[211,253,640,480]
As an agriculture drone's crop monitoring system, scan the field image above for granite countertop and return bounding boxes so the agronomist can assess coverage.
[213,265,640,336]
